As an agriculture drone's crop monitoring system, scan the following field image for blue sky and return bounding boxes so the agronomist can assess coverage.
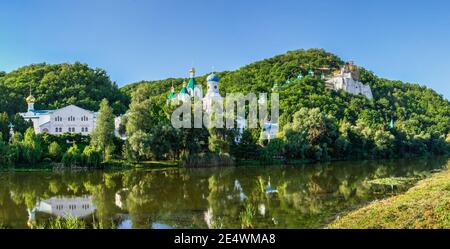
[1,0,449,99]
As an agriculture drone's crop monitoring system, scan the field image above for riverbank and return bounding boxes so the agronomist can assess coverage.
[329,162,450,228]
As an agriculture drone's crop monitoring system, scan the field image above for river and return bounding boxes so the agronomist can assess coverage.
[0,157,448,229]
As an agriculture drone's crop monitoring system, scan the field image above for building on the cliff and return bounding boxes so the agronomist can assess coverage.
[325,61,373,99]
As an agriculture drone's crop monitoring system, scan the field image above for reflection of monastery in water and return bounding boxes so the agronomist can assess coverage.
[27,195,96,226]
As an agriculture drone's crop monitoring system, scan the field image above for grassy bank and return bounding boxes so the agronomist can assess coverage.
[329,165,450,229]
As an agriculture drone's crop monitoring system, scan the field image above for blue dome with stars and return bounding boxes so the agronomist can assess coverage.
[207,73,220,82]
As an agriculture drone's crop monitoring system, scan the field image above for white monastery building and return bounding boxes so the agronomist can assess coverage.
[325,61,373,99]
[20,94,97,135]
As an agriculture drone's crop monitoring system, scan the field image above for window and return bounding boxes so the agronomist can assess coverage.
[81,116,89,121]
[59,128,62,132]
[68,116,75,122]
[55,116,62,122]
[55,128,58,132]
[85,127,88,132]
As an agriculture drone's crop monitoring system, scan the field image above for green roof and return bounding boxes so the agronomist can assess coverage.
[167,91,176,100]
[187,78,196,89]
[180,87,189,94]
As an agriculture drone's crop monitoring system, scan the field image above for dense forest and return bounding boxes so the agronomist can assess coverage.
[1,48,450,167]
[120,49,450,164]
[0,62,129,115]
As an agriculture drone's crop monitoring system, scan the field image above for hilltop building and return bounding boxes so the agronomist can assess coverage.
[325,61,373,99]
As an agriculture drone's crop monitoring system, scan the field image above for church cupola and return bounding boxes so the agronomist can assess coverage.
[167,84,177,103]
[206,73,220,94]
[203,72,222,113]
[186,67,203,98]
[26,92,36,112]
[180,82,189,94]
[187,67,196,92]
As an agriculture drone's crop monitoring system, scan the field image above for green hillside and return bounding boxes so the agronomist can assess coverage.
[1,49,449,164]
[121,48,450,136]
[118,49,450,162]
[0,62,129,115]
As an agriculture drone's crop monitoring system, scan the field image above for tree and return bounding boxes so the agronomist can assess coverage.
[231,130,260,160]
[0,134,7,165]
[82,146,102,167]
[281,126,309,159]
[48,142,62,161]
[62,144,82,167]
[208,128,229,154]
[22,128,42,165]
[11,114,32,135]
[90,99,115,161]
[0,62,129,115]
[0,112,9,142]
[282,108,338,161]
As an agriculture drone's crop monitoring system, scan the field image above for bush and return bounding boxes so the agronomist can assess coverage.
[82,146,102,167]
[48,142,62,161]
[62,144,82,167]
[181,153,235,168]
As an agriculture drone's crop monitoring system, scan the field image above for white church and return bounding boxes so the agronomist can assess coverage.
[20,95,127,137]
[19,94,98,135]
[167,68,277,140]
[325,61,373,99]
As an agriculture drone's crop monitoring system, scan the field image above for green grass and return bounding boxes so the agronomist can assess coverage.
[367,176,419,186]
[35,216,87,229]
[329,167,450,229]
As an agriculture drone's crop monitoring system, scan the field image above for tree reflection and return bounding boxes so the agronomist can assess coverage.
[0,157,448,229]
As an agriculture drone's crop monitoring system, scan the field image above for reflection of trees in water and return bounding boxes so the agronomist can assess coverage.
[0,157,448,228]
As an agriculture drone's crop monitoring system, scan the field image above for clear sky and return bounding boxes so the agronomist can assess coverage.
[1,0,449,99]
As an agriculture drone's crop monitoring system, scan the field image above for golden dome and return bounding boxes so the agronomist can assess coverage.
[26,95,36,103]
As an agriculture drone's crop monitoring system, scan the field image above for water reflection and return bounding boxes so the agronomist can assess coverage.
[27,196,96,228]
[0,157,448,229]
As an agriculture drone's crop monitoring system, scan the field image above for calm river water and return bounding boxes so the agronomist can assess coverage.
[0,157,448,229]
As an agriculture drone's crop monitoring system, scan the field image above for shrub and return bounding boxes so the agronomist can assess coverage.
[48,142,62,161]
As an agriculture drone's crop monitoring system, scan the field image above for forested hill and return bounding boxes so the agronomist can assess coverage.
[0,62,129,115]
[1,49,449,137]
[121,49,450,136]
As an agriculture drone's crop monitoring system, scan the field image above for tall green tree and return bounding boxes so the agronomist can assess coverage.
[22,128,42,165]
[90,99,115,161]
[0,112,9,142]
